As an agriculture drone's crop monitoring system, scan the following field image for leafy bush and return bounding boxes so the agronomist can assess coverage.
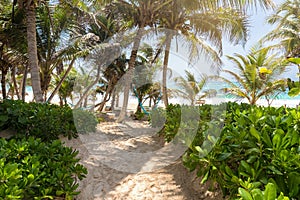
[0,137,87,199]
[0,100,98,141]
[161,102,300,199]
[238,181,290,200]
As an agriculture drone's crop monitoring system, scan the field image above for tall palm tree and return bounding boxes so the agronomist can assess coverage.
[21,0,44,102]
[108,0,171,122]
[217,46,286,105]
[264,0,300,58]
[159,0,274,108]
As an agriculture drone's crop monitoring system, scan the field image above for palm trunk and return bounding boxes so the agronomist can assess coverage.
[98,78,114,112]
[21,64,28,101]
[162,34,173,108]
[116,92,119,108]
[11,66,21,100]
[116,27,144,122]
[1,68,7,99]
[47,58,75,103]
[26,4,43,102]
[111,88,116,111]
[74,65,102,108]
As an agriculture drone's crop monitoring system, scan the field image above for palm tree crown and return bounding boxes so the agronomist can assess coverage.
[217,46,286,105]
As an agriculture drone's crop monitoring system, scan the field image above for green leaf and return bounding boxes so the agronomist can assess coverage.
[201,170,209,184]
[56,190,65,196]
[287,57,300,64]
[288,87,300,97]
[267,166,283,175]
[250,126,260,142]
[264,183,277,200]
[251,189,263,200]
[287,172,300,197]
[277,192,290,200]
[216,152,232,161]
[27,174,34,182]
[238,188,253,200]
[240,160,252,175]
[261,131,272,148]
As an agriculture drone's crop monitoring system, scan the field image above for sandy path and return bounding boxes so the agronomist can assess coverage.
[62,120,223,200]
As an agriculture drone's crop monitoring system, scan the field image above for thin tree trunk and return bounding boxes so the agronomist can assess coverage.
[1,69,7,99]
[47,58,75,103]
[74,64,102,108]
[26,4,43,102]
[117,27,144,122]
[98,78,114,112]
[136,96,142,114]
[111,88,116,111]
[11,66,21,100]
[162,34,173,108]
[116,92,119,108]
[21,64,28,101]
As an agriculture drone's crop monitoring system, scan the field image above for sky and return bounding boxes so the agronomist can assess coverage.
[164,0,299,82]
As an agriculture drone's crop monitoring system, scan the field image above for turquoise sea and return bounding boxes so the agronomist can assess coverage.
[202,82,300,100]
[24,83,300,100]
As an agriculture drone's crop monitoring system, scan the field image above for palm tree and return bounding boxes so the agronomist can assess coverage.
[174,70,215,106]
[159,0,274,108]
[217,46,286,105]
[286,58,300,97]
[0,1,30,100]
[107,0,171,122]
[22,0,43,102]
[96,54,127,111]
[264,0,300,58]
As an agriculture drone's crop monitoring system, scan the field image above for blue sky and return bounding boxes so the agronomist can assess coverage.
[223,0,284,57]
[166,0,300,82]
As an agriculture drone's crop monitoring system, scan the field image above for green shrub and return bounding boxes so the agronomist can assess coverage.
[0,137,87,199]
[0,100,98,141]
[161,102,300,199]
[187,103,300,198]
[238,181,290,200]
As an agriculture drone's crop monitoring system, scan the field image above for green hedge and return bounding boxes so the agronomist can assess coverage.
[0,100,98,141]
[159,102,300,199]
[0,137,87,199]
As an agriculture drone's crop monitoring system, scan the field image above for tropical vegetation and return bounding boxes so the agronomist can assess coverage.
[156,102,300,199]
[1,0,300,199]
[217,46,287,105]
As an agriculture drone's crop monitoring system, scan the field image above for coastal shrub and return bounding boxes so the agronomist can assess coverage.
[238,182,290,200]
[0,100,97,141]
[0,137,87,199]
[182,103,300,199]
[158,103,224,144]
[158,102,300,198]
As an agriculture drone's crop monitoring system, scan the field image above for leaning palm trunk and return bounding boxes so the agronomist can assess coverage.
[26,4,43,102]
[97,77,115,112]
[74,64,102,109]
[47,58,76,103]
[117,27,144,122]
[162,34,173,108]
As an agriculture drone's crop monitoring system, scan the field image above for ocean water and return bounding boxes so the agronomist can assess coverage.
[24,83,300,100]
[202,82,300,100]
[21,84,300,108]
